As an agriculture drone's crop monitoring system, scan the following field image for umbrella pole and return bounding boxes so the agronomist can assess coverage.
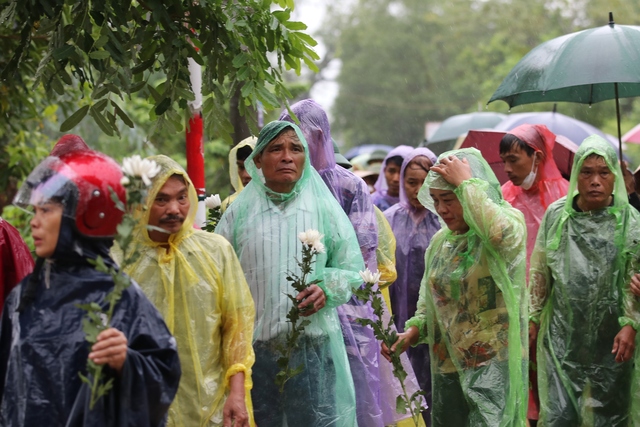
[615,82,623,160]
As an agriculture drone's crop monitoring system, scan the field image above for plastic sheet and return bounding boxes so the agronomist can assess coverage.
[371,145,414,211]
[500,124,569,269]
[222,136,257,212]
[0,218,33,308]
[408,148,528,426]
[216,121,362,427]
[1,150,180,425]
[384,148,440,417]
[529,135,640,426]
[114,156,256,427]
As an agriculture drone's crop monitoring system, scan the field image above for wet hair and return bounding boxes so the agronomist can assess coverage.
[499,134,535,157]
[236,145,253,162]
[386,155,404,169]
[405,156,433,174]
[169,173,186,185]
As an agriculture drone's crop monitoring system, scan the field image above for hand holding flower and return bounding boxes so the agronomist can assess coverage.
[89,328,128,375]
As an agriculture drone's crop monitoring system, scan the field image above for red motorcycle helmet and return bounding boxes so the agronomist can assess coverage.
[13,136,126,238]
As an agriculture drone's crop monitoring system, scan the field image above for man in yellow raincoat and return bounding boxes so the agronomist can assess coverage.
[221,136,257,212]
[114,155,256,427]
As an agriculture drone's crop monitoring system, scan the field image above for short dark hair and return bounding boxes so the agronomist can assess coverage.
[499,134,535,157]
[386,155,404,168]
[405,156,433,174]
[236,146,253,161]
[169,173,186,185]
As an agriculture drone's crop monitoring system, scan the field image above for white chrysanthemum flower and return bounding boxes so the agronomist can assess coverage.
[120,176,130,186]
[204,194,222,210]
[99,313,108,327]
[121,155,162,187]
[359,268,382,284]
[298,229,325,254]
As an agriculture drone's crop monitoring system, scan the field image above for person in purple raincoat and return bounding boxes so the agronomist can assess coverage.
[384,148,441,425]
[371,145,414,211]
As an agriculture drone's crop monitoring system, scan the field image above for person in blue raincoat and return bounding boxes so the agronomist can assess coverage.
[0,141,181,426]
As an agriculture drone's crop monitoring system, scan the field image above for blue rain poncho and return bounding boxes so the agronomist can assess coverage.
[0,218,181,427]
[372,145,414,211]
[113,156,256,427]
[407,148,528,426]
[384,148,441,411]
[216,121,363,427]
[529,135,640,426]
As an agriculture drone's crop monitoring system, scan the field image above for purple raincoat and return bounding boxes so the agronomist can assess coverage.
[371,145,414,211]
[384,148,441,420]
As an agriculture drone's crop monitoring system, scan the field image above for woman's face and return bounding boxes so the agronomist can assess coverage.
[404,164,429,210]
[30,202,63,258]
[430,188,469,233]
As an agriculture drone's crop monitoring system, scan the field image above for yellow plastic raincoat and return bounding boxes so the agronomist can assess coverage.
[221,136,257,212]
[113,156,256,427]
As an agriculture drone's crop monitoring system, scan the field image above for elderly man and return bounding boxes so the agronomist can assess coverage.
[216,121,364,427]
[114,155,256,427]
[529,135,640,426]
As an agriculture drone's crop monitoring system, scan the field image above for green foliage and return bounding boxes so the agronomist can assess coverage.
[274,242,321,393]
[203,206,222,232]
[1,0,318,141]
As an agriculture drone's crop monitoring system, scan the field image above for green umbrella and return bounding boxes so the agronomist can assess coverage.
[488,13,640,159]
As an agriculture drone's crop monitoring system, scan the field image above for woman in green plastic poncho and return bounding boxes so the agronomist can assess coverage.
[216,121,364,427]
[529,135,640,426]
[384,148,528,427]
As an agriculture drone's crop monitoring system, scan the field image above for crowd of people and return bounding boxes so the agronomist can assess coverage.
[0,98,639,427]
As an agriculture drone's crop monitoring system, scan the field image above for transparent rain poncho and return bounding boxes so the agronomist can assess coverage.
[216,121,363,427]
[374,206,397,312]
[384,148,441,411]
[407,148,528,426]
[372,145,414,211]
[113,155,256,427]
[529,135,640,426]
[221,136,257,212]
[500,124,569,269]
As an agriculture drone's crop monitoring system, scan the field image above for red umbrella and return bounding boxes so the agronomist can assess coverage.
[622,124,640,144]
[459,130,579,184]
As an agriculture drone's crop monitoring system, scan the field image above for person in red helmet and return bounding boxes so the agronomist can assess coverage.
[0,136,181,427]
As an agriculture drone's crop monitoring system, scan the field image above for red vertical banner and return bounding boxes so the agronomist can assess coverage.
[186,113,205,198]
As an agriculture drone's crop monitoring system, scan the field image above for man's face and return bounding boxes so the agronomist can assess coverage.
[148,176,190,243]
[577,155,615,211]
[430,188,469,234]
[254,129,305,193]
[384,163,402,197]
[404,165,428,210]
[500,146,538,186]
[237,160,251,187]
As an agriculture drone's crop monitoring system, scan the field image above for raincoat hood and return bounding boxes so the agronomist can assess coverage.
[398,147,437,212]
[136,155,197,248]
[228,136,257,193]
[509,123,562,182]
[373,145,414,195]
[279,99,335,172]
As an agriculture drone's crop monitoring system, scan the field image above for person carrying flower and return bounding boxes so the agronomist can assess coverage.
[216,120,364,427]
[384,148,528,427]
[113,155,256,427]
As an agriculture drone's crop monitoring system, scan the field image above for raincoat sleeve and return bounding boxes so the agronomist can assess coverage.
[374,207,397,289]
[620,216,640,330]
[322,209,366,308]
[454,178,525,254]
[528,207,554,324]
[218,238,256,387]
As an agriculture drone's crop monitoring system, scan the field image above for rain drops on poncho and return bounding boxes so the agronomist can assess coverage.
[216,121,363,427]
[407,148,527,426]
[529,135,640,426]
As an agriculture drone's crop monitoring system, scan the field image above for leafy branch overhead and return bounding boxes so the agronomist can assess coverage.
[1,0,319,140]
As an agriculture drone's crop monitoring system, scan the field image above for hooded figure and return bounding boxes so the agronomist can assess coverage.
[222,136,257,212]
[390,148,528,426]
[372,145,414,211]
[384,148,441,419]
[0,218,34,307]
[0,144,181,426]
[216,121,363,427]
[500,124,569,270]
[113,155,256,427]
[280,101,387,426]
[529,135,640,426]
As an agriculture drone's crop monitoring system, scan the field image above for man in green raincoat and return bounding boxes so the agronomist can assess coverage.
[216,121,364,427]
[529,135,640,426]
[385,148,528,426]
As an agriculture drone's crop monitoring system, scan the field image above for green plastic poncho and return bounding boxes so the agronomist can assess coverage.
[407,148,528,427]
[216,121,363,427]
[112,156,256,427]
[221,136,257,212]
[529,135,640,426]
